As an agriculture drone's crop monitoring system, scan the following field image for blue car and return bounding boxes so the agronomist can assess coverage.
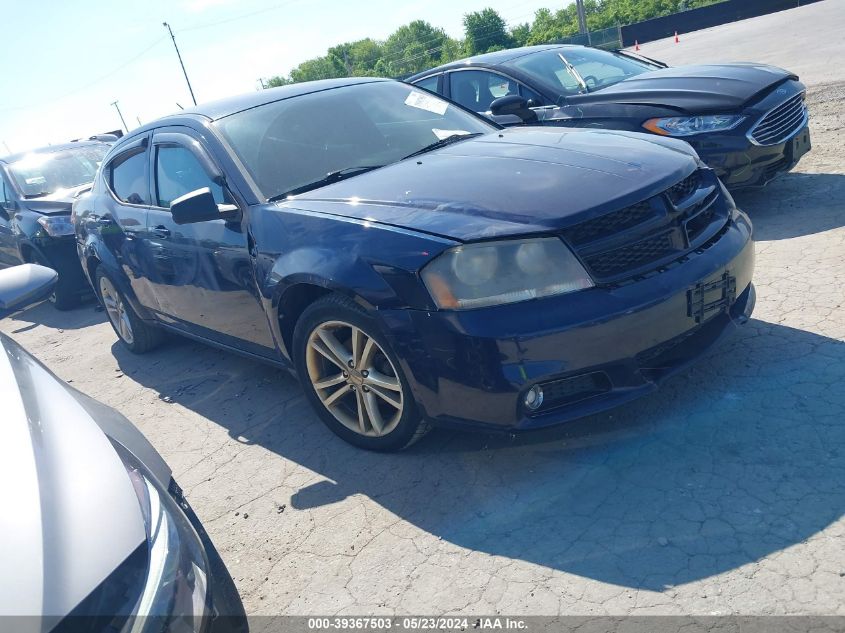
[73,78,755,451]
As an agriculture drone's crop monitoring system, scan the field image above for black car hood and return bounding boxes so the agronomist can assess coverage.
[569,63,795,113]
[280,127,699,242]
[22,184,92,215]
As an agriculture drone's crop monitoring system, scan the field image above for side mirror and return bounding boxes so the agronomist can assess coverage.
[0,263,58,319]
[170,187,240,225]
[490,95,538,123]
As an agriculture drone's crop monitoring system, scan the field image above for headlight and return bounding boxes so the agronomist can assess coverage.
[117,445,211,631]
[422,237,594,310]
[642,114,746,137]
[36,215,75,236]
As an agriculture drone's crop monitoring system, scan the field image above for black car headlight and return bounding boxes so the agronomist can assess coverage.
[421,237,593,310]
[119,447,211,632]
[643,114,746,137]
[36,215,75,237]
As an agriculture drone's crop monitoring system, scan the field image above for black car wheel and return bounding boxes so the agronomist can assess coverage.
[95,268,164,354]
[293,294,430,451]
[29,251,77,311]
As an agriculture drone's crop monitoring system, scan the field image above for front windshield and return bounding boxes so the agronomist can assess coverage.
[506,47,659,96]
[214,81,495,200]
[9,145,108,198]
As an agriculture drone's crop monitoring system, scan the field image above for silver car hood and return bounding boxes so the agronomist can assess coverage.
[0,333,169,620]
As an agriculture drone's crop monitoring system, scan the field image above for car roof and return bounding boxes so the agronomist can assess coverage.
[177,77,390,121]
[0,140,110,165]
[407,44,585,80]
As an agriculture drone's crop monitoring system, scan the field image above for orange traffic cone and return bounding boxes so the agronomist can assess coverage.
[674,31,680,43]
[635,40,640,51]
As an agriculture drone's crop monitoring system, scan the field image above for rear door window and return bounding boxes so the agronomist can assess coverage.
[109,151,149,205]
[449,70,520,112]
[414,74,441,95]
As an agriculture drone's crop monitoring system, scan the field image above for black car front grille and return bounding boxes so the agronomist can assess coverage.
[563,170,728,283]
[749,92,807,146]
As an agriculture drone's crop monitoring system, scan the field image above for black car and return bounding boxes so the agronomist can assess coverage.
[407,45,811,189]
[74,78,754,451]
[0,140,111,308]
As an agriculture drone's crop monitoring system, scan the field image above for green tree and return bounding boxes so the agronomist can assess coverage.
[463,8,511,55]
[510,22,531,47]
[383,20,450,76]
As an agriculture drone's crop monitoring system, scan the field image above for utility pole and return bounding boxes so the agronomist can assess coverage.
[575,0,591,45]
[111,101,128,133]
[163,22,197,106]
[1,140,11,154]
[258,78,267,90]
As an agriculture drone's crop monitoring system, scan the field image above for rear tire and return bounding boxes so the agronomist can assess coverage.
[292,293,430,451]
[29,251,78,311]
[95,267,164,354]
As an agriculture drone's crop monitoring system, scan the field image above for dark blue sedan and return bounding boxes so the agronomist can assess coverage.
[73,78,755,451]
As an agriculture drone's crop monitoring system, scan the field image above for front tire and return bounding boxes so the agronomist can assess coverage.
[95,268,163,354]
[293,294,429,451]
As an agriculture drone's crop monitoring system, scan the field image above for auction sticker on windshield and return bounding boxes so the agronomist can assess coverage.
[405,90,448,115]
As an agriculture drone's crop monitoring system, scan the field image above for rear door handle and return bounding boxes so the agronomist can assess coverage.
[150,225,171,238]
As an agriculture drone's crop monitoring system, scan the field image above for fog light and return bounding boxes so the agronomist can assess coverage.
[524,384,544,411]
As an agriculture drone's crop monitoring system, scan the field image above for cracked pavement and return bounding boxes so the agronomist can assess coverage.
[2,9,844,617]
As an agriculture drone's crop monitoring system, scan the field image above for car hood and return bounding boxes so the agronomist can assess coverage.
[0,333,169,619]
[23,184,92,215]
[569,63,795,113]
[281,126,699,241]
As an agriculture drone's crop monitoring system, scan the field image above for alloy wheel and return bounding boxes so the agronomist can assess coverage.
[99,276,134,345]
[305,320,403,437]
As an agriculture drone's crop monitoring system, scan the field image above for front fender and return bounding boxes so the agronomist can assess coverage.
[250,206,455,359]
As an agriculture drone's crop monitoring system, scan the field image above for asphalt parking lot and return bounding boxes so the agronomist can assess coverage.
[3,3,845,617]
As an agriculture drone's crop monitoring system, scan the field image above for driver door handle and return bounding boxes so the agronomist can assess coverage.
[150,225,171,238]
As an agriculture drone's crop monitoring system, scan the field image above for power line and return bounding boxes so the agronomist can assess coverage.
[176,0,302,33]
[0,36,166,114]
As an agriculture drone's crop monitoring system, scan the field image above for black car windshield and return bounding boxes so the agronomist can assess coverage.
[214,81,495,200]
[505,47,660,96]
[8,145,108,198]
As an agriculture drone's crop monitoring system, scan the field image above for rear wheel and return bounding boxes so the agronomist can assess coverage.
[293,294,430,451]
[96,268,164,354]
[28,251,78,310]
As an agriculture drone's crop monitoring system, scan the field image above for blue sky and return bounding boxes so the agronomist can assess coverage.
[0,0,559,152]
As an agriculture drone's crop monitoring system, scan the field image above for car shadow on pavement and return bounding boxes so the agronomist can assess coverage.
[7,299,105,332]
[733,172,845,241]
[114,317,845,591]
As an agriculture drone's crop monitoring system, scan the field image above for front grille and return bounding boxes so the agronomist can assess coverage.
[749,92,807,146]
[563,170,729,283]
[563,201,656,246]
[583,230,680,278]
[667,171,700,204]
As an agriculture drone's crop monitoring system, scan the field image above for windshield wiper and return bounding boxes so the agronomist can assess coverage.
[267,165,385,202]
[401,132,483,160]
[558,52,589,93]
